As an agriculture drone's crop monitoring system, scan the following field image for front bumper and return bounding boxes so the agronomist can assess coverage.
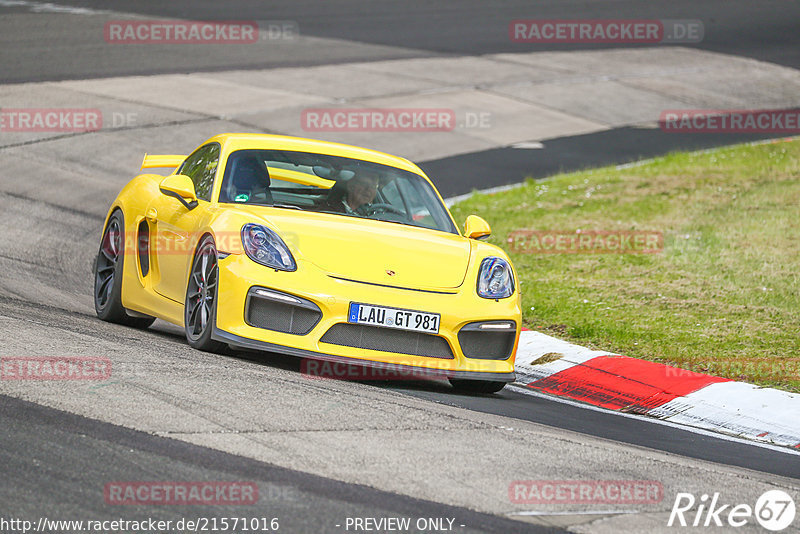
[213,253,521,381]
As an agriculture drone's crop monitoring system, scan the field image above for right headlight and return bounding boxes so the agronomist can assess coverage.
[241,223,296,271]
[477,257,514,299]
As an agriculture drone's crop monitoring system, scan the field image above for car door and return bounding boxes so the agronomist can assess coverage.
[151,143,220,303]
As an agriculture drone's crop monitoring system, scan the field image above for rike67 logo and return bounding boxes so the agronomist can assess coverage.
[668,490,796,531]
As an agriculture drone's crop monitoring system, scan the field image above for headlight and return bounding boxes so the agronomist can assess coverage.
[241,223,296,271]
[477,257,514,299]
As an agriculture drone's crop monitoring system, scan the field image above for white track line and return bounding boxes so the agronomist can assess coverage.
[507,384,800,457]
[509,510,639,516]
[0,0,112,14]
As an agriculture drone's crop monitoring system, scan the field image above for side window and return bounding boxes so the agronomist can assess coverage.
[178,143,220,201]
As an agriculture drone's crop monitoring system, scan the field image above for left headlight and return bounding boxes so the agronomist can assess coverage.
[477,257,514,299]
[241,223,296,271]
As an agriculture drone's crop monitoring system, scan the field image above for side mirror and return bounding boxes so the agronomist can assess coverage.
[464,215,491,240]
[159,175,198,210]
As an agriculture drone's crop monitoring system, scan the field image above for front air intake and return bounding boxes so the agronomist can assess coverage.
[320,323,454,359]
[245,287,321,335]
[137,219,150,277]
[458,321,516,360]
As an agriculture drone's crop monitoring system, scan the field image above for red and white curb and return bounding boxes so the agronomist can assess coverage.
[514,330,800,449]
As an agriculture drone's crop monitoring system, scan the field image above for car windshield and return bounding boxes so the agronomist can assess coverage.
[219,149,458,234]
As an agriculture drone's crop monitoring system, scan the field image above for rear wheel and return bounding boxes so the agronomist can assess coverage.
[184,236,225,353]
[93,211,156,328]
[449,379,507,394]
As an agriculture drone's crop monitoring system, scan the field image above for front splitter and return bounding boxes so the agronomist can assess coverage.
[212,326,516,382]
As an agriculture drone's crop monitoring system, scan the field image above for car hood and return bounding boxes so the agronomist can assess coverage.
[237,208,471,290]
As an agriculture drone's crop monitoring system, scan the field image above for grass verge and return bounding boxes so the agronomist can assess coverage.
[450,138,800,392]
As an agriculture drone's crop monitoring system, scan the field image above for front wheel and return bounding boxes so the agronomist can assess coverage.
[184,236,225,353]
[449,379,507,394]
[93,211,155,329]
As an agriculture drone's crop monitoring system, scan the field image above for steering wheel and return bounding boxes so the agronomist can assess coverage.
[360,203,407,217]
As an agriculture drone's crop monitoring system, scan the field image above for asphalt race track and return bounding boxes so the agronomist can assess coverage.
[1,2,799,533]
[421,127,793,198]
[0,395,545,534]
[1,0,798,83]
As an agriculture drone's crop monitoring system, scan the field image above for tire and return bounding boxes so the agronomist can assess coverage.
[184,235,225,353]
[93,210,156,329]
[448,379,507,394]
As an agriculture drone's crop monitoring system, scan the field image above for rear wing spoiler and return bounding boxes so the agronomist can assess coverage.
[141,154,186,170]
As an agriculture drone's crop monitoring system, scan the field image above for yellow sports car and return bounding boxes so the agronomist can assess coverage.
[94,133,520,392]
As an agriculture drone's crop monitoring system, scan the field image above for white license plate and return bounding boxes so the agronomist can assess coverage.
[348,302,440,334]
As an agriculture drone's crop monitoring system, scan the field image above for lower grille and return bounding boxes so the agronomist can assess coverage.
[320,323,454,359]
[458,323,516,360]
[246,291,321,335]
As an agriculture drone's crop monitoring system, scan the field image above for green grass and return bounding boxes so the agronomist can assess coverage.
[450,139,800,392]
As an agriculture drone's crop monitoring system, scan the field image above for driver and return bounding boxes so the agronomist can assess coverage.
[330,170,379,214]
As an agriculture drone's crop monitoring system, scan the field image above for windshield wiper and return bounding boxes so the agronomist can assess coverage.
[270,203,303,210]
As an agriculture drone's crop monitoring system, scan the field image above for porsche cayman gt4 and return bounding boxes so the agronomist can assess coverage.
[94,133,521,392]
